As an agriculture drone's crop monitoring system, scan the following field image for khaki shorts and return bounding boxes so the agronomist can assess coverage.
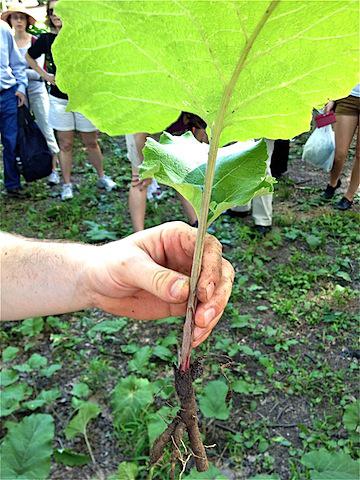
[49,95,97,132]
[335,95,360,116]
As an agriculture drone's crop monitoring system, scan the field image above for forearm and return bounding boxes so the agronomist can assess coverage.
[0,233,95,321]
[25,53,46,79]
[26,68,41,81]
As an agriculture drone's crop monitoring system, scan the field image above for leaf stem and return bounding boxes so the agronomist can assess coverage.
[179,0,279,371]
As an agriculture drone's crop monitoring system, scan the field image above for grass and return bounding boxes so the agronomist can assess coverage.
[0,133,359,480]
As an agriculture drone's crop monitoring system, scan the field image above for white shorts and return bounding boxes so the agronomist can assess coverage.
[49,95,97,132]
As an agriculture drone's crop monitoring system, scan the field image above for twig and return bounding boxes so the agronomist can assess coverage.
[214,422,238,434]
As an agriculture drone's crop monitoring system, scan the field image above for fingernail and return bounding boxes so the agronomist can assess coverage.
[170,278,187,299]
[206,282,215,300]
[203,307,216,324]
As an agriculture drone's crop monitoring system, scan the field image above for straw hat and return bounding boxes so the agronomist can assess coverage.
[1,4,37,26]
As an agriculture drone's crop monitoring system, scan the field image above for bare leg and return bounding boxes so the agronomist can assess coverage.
[79,131,104,177]
[178,193,197,225]
[57,130,74,184]
[52,153,59,172]
[329,114,358,187]
[129,166,152,232]
[344,125,360,201]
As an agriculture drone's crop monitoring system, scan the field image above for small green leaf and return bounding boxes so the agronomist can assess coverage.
[141,134,274,225]
[65,402,101,440]
[87,318,127,337]
[116,462,138,480]
[152,345,174,361]
[230,314,251,329]
[128,346,152,373]
[28,353,48,370]
[1,383,33,417]
[305,234,322,250]
[0,369,19,387]
[0,413,54,479]
[40,364,62,378]
[343,400,360,433]
[301,448,359,479]
[111,376,153,425]
[54,449,90,466]
[336,271,352,282]
[2,346,19,362]
[18,317,44,336]
[185,464,228,479]
[199,380,230,420]
[22,388,61,411]
[71,382,91,399]
[147,406,177,446]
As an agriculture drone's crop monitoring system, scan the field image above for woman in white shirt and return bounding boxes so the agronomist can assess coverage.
[2,5,60,185]
[323,84,360,210]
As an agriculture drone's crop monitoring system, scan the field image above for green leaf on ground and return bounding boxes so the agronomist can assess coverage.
[343,400,360,434]
[112,376,153,425]
[1,383,33,417]
[28,353,48,370]
[147,406,177,446]
[22,388,61,411]
[0,369,19,387]
[17,317,44,336]
[65,402,101,440]
[2,346,20,362]
[55,1,358,144]
[128,346,153,373]
[54,449,91,466]
[185,464,228,479]
[72,382,91,399]
[115,461,139,480]
[199,380,230,420]
[87,318,127,337]
[0,413,54,479]
[301,449,360,479]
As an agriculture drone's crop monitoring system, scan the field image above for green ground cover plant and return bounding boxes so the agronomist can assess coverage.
[0,134,359,479]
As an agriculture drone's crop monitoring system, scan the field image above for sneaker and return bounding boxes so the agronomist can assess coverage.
[322,179,341,200]
[97,175,117,192]
[47,171,60,186]
[335,196,353,211]
[61,183,73,201]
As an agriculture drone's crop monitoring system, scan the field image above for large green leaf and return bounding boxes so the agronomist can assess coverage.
[0,413,54,480]
[301,449,360,480]
[141,133,274,224]
[198,380,230,420]
[54,1,358,144]
[65,402,101,440]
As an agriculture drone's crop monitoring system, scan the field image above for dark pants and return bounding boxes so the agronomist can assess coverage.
[0,86,21,190]
[270,139,290,179]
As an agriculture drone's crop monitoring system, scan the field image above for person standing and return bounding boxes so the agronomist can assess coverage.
[322,84,360,210]
[1,5,61,185]
[26,0,116,201]
[0,19,27,197]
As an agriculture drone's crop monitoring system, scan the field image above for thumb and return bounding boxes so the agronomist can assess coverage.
[131,256,190,304]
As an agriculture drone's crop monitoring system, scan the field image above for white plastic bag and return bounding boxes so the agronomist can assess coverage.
[302,125,335,172]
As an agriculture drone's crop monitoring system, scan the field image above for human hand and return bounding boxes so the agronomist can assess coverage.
[43,73,56,85]
[85,222,234,347]
[131,174,152,191]
[324,100,335,114]
[15,91,26,107]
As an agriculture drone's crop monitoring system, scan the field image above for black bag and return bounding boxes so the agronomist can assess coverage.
[16,105,53,182]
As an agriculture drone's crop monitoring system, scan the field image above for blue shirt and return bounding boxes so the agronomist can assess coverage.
[0,20,27,95]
